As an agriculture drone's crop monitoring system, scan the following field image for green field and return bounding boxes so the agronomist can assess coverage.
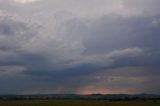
[0,100,160,106]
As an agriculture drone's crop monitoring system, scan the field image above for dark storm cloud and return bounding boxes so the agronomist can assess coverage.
[0,0,160,94]
[83,15,160,54]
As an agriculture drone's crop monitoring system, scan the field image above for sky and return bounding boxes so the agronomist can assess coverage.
[0,0,160,95]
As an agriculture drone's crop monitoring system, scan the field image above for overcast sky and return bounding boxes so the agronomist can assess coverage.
[0,0,160,94]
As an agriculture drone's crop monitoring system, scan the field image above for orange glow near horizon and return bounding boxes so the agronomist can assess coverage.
[77,89,129,95]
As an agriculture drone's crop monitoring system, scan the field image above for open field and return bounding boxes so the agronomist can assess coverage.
[0,100,160,106]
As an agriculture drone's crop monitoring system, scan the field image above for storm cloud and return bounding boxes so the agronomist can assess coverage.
[0,0,160,94]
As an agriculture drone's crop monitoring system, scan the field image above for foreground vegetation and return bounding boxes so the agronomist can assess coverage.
[0,100,160,106]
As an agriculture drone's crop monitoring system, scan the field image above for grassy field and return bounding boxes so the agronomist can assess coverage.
[0,100,160,106]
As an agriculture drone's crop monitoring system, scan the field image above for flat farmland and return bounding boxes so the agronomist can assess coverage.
[0,100,160,106]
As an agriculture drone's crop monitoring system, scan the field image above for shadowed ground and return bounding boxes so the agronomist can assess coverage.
[0,100,160,106]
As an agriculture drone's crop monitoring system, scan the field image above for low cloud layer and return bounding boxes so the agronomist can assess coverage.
[0,0,160,94]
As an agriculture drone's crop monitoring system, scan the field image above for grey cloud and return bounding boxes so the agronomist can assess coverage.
[83,14,160,54]
[124,0,160,15]
[0,0,160,94]
[0,65,26,76]
[77,66,160,94]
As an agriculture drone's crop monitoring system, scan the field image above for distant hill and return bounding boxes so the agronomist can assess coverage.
[0,94,160,101]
